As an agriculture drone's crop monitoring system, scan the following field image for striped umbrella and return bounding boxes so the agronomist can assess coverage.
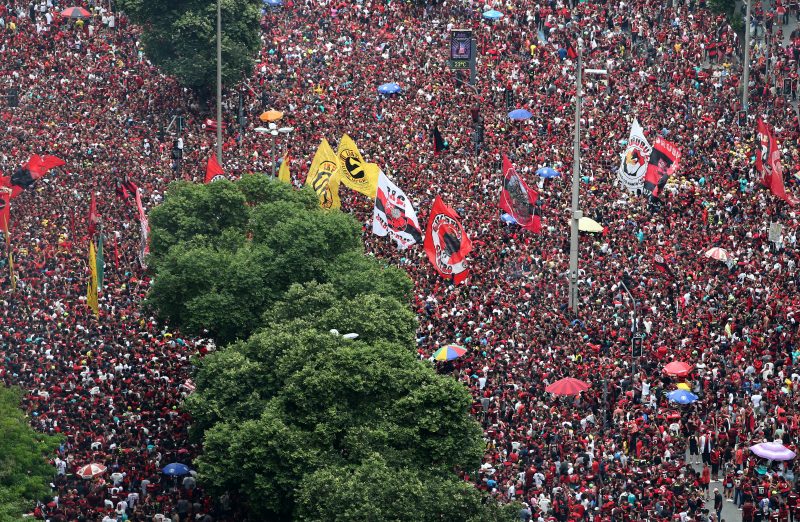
[433,344,466,361]
[61,7,91,19]
[76,463,107,479]
[703,247,729,262]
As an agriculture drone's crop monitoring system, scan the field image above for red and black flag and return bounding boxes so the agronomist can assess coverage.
[0,178,10,235]
[756,119,792,204]
[432,126,449,155]
[643,137,680,197]
[566,42,578,60]
[205,154,225,184]
[7,155,65,199]
[424,196,472,284]
[499,155,541,233]
[115,179,139,200]
[653,253,674,277]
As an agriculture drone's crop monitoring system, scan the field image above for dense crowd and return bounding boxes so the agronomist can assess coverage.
[2,0,800,520]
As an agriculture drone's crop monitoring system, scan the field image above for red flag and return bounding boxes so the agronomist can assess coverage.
[756,119,793,204]
[566,43,578,60]
[0,182,10,235]
[88,193,99,237]
[205,154,225,184]
[26,155,65,178]
[424,196,472,284]
[499,155,541,233]
[643,137,681,197]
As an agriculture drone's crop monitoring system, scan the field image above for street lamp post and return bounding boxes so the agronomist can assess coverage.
[619,276,639,377]
[568,40,607,315]
[255,124,294,176]
[216,0,223,162]
[742,0,752,111]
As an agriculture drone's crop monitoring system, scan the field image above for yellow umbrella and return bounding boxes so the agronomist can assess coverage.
[676,382,691,391]
[259,110,284,122]
[577,217,604,233]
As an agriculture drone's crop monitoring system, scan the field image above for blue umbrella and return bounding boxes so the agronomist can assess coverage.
[508,109,532,121]
[536,167,560,178]
[377,83,401,95]
[263,0,283,5]
[666,390,698,405]
[162,463,191,476]
[483,9,503,19]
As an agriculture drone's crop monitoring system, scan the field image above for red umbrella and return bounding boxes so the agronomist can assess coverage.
[61,7,91,19]
[663,361,693,377]
[545,377,590,396]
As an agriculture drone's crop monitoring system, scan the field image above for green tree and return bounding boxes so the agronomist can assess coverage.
[296,457,519,522]
[193,342,486,519]
[146,176,510,521]
[117,0,263,91]
[0,386,62,520]
[146,176,412,345]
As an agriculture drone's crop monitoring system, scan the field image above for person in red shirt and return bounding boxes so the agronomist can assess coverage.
[701,464,711,500]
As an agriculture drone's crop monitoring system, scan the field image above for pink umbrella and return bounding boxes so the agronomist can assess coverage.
[749,441,796,461]
[76,463,107,479]
[545,377,590,396]
[663,361,693,377]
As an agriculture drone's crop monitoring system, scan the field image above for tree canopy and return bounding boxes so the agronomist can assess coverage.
[0,386,62,520]
[118,0,263,91]
[146,176,516,521]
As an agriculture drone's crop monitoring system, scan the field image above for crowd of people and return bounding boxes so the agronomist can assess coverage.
[2,0,800,520]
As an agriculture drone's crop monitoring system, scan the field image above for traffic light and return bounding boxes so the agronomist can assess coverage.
[737,110,747,127]
[8,87,18,108]
[632,334,644,358]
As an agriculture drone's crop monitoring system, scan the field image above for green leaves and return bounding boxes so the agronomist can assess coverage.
[0,386,62,519]
[119,0,263,90]
[146,176,511,520]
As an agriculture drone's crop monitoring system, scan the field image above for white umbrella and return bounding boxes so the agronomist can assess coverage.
[703,247,729,262]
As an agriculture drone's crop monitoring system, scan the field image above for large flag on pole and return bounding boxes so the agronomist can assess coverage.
[87,240,99,317]
[373,170,422,249]
[499,155,541,233]
[205,154,226,184]
[617,119,652,193]
[424,196,472,284]
[337,134,379,198]
[756,119,792,203]
[134,187,150,268]
[8,155,65,198]
[278,153,291,183]
[643,137,681,197]
[305,139,342,210]
[0,182,10,235]
[88,193,99,237]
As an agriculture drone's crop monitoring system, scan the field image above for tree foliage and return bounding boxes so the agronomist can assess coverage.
[118,0,263,91]
[146,176,513,521]
[146,176,409,345]
[0,386,62,520]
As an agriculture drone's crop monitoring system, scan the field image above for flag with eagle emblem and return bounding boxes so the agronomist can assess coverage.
[373,171,422,249]
[424,196,472,284]
[337,134,378,198]
[499,155,541,233]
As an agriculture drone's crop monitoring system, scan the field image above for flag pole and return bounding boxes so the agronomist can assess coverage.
[216,0,223,163]
[568,40,583,315]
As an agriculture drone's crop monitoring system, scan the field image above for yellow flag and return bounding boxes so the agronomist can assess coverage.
[87,240,99,317]
[278,154,291,184]
[336,134,378,198]
[305,139,341,210]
